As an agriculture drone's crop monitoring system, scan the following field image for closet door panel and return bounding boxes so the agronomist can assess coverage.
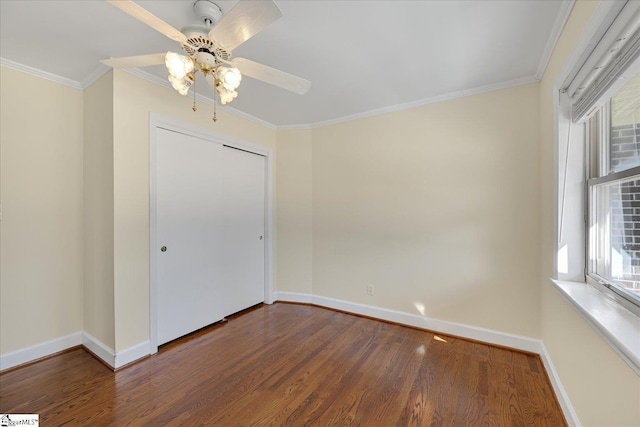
[156,128,225,345]
[220,147,266,316]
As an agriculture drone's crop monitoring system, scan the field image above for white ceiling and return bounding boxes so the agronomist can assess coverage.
[0,0,572,128]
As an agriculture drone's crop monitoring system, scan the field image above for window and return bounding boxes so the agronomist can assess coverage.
[587,70,640,310]
[554,0,640,375]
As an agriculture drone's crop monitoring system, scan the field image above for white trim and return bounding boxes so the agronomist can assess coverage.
[0,50,572,132]
[280,74,539,130]
[80,64,111,89]
[124,68,277,130]
[225,106,278,130]
[274,291,312,304]
[0,60,274,130]
[0,332,82,371]
[149,114,159,355]
[125,66,537,132]
[275,291,580,425]
[0,56,550,132]
[551,0,640,376]
[0,301,580,426]
[0,57,82,90]
[536,1,575,80]
[275,292,540,352]
[82,333,150,369]
[149,113,275,353]
[539,342,582,427]
[263,148,276,305]
[115,341,150,369]
[150,114,273,156]
[82,331,115,369]
[552,280,640,376]
[0,331,149,372]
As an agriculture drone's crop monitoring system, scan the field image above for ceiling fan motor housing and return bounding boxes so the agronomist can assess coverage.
[180,25,230,65]
[193,0,222,27]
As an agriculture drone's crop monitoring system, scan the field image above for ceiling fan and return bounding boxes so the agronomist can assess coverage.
[101,0,311,118]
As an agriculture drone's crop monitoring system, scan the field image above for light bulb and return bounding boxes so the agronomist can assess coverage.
[165,52,194,79]
[222,67,241,90]
[216,66,242,91]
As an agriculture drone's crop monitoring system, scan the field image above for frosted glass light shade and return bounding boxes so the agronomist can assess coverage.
[165,52,195,79]
[216,66,242,91]
[168,74,192,95]
[216,85,238,104]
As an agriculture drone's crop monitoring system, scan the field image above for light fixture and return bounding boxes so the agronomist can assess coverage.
[165,52,195,79]
[165,52,196,96]
[216,85,238,105]
[168,74,193,96]
[164,51,244,115]
[217,66,241,91]
[102,0,311,123]
[213,66,241,105]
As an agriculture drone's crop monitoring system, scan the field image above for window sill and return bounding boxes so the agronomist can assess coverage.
[551,279,640,376]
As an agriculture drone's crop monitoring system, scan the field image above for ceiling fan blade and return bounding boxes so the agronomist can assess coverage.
[101,53,167,68]
[106,0,186,44]
[233,58,310,95]
[208,0,282,51]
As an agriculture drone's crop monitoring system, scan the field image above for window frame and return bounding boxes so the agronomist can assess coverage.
[552,0,640,377]
[585,99,640,316]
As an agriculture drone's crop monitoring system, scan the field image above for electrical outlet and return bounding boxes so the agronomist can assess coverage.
[367,284,374,296]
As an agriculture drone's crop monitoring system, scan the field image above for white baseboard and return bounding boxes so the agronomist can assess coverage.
[83,333,151,369]
[4,331,153,371]
[1,294,578,426]
[82,331,116,368]
[539,342,581,427]
[0,331,82,371]
[273,291,312,304]
[115,341,150,369]
[275,292,540,351]
[275,291,579,426]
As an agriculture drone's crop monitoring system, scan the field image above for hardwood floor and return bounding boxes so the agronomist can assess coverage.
[0,303,566,426]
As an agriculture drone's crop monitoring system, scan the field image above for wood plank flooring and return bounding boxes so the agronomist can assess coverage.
[0,303,566,426]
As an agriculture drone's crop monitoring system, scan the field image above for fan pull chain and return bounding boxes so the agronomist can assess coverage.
[192,74,197,112]
[212,95,218,122]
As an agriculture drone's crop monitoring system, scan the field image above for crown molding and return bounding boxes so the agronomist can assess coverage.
[0,57,277,129]
[280,0,575,131]
[80,64,112,89]
[123,68,277,130]
[0,57,82,90]
[2,55,550,132]
[281,74,539,130]
[536,0,575,80]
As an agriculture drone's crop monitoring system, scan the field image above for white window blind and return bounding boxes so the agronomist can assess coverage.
[564,1,640,123]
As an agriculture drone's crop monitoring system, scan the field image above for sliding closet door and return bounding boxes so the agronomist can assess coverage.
[156,128,226,345]
[220,146,266,316]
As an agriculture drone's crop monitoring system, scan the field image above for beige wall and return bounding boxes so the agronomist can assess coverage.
[112,70,276,351]
[0,66,277,356]
[539,1,640,426]
[275,128,313,294]
[0,66,84,353]
[2,4,639,422]
[83,71,115,349]
[311,84,541,338]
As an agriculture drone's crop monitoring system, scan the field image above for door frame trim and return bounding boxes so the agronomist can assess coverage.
[149,113,274,354]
